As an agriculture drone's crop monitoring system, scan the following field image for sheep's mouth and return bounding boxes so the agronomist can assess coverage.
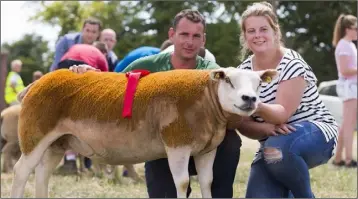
[234,104,255,112]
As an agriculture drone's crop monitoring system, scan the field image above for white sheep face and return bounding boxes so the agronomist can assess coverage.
[210,67,277,117]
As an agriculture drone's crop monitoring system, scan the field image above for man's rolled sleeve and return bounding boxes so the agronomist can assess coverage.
[50,37,68,71]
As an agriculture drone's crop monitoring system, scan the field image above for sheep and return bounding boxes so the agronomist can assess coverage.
[10,67,277,198]
[1,104,22,173]
[0,104,140,181]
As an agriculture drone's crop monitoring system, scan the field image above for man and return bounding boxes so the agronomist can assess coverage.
[4,59,25,106]
[113,46,160,72]
[69,9,242,198]
[32,71,44,82]
[50,17,102,71]
[99,29,118,72]
[58,42,109,72]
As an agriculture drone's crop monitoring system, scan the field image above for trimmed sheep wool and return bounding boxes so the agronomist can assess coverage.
[19,69,214,154]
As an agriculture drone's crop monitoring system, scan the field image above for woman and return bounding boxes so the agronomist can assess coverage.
[331,14,357,168]
[235,2,338,198]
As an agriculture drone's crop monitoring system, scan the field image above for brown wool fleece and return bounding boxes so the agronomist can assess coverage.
[19,69,213,154]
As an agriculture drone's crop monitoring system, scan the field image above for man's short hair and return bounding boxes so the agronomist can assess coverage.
[82,17,102,31]
[93,41,108,54]
[172,9,206,31]
[11,59,22,67]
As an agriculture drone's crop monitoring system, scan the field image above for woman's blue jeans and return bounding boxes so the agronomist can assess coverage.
[246,121,336,198]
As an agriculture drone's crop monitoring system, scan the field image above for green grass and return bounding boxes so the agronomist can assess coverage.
[1,136,357,198]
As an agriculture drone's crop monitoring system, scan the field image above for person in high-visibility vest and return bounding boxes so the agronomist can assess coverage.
[4,59,24,106]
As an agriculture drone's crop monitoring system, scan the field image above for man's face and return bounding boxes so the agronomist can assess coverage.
[168,18,206,60]
[99,32,116,51]
[82,23,100,44]
[13,64,22,72]
[33,73,43,81]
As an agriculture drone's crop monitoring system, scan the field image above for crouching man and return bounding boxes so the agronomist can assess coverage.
[69,9,241,198]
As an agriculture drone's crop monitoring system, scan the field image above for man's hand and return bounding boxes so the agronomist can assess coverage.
[69,64,100,74]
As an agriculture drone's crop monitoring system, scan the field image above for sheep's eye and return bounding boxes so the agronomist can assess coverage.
[225,77,231,83]
[225,77,235,88]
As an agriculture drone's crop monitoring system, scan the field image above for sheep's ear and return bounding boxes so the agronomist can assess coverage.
[210,69,226,81]
[257,69,278,83]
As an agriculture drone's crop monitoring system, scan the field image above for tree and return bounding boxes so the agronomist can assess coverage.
[1,34,49,86]
[278,1,357,82]
[28,1,150,59]
[30,1,85,38]
[29,1,357,83]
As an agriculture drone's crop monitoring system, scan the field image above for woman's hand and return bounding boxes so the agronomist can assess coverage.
[263,123,296,137]
[69,64,100,74]
[233,116,296,140]
[273,124,296,135]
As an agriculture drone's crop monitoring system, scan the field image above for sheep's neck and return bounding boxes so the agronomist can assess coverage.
[207,79,228,126]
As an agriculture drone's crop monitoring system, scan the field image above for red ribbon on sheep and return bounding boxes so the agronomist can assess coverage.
[122,69,151,118]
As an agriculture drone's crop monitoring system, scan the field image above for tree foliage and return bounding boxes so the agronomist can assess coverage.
[4,1,358,84]
[278,1,357,82]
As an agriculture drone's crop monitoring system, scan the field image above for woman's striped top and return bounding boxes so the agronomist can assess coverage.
[237,48,339,152]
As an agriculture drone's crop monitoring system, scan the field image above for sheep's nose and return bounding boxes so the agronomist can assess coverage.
[241,95,257,103]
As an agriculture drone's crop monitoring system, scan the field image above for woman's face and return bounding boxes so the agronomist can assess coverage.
[244,16,277,54]
[346,23,357,41]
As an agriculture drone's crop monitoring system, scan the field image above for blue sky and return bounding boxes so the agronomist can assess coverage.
[1,1,59,49]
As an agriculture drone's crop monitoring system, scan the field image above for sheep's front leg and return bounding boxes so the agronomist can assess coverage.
[166,146,191,198]
[194,148,217,198]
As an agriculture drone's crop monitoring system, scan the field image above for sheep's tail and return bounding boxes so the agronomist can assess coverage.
[17,81,36,103]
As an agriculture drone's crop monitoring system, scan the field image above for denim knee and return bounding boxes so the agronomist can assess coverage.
[262,121,335,169]
[261,123,306,164]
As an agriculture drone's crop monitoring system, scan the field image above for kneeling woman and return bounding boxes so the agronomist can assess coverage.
[236,2,338,198]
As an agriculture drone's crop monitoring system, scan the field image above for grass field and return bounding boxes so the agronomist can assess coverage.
[1,135,357,198]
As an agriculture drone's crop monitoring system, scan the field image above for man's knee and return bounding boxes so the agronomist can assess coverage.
[145,158,171,178]
[209,129,241,198]
[145,159,177,197]
[217,129,242,154]
[214,129,241,169]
